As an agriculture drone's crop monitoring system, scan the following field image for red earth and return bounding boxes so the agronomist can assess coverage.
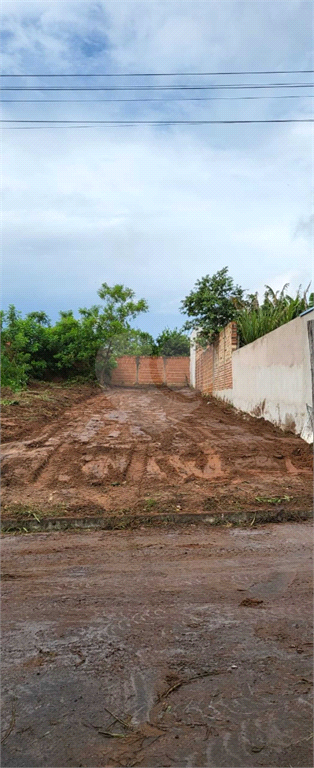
[1,383,312,521]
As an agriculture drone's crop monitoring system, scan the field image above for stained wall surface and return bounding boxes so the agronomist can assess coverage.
[226,311,313,440]
[193,322,238,396]
[190,312,313,441]
[110,356,190,387]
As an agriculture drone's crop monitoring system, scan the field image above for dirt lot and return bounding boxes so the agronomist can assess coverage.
[1,385,313,766]
[1,383,313,522]
[1,522,313,767]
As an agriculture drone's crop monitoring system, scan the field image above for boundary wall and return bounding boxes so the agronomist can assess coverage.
[191,312,313,442]
[110,356,190,387]
[191,322,238,396]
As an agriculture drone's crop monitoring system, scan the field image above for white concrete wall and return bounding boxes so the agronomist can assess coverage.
[212,388,233,403]
[221,311,313,442]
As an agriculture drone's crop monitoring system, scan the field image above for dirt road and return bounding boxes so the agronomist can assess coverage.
[1,523,313,767]
[1,385,313,521]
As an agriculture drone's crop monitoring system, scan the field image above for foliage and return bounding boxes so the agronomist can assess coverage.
[1,351,29,392]
[112,329,155,356]
[180,267,313,347]
[236,283,313,345]
[1,305,52,390]
[1,284,148,389]
[49,284,149,378]
[153,327,190,356]
[4,273,309,392]
[95,328,155,385]
[181,267,245,343]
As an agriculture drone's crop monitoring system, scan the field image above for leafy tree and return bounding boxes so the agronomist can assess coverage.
[181,267,245,343]
[1,284,149,389]
[52,284,149,379]
[112,329,155,356]
[153,327,190,356]
[50,310,89,376]
[1,305,52,389]
[26,311,50,327]
[92,283,148,375]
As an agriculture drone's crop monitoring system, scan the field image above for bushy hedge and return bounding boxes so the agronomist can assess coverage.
[1,283,149,390]
[1,284,190,391]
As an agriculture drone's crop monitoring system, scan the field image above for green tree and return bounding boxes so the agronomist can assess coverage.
[1,305,52,389]
[154,327,190,356]
[181,267,245,343]
[1,285,149,389]
[52,284,149,379]
[113,329,155,356]
[50,310,89,376]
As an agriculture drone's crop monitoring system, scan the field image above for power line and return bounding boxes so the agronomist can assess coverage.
[3,119,313,130]
[2,118,313,125]
[1,83,313,92]
[2,95,313,103]
[1,69,313,77]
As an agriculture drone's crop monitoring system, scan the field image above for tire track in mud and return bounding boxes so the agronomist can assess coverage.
[125,448,148,493]
[32,444,67,485]
[1,386,313,516]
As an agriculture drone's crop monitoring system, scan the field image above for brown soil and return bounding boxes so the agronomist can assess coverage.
[1,523,313,767]
[1,384,312,521]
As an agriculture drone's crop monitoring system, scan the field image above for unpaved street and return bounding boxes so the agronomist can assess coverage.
[1,386,313,766]
[1,385,313,520]
[1,523,313,767]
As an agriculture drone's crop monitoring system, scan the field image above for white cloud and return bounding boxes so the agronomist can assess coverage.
[1,1,313,332]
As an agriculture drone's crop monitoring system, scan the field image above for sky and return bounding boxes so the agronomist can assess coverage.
[1,0,313,336]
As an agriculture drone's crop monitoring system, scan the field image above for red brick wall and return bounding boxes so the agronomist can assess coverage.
[194,322,238,395]
[110,356,138,386]
[165,357,190,386]
[195,344,214,393]
[137,356,165,385]
[110,356,190,387]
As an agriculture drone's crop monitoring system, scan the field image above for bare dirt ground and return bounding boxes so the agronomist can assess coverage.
[1,383,313,521]
[1,523,313,767]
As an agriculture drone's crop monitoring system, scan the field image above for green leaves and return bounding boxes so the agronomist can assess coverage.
[180,268,313,347]
[153,327,190,356]
[1,285,149,388]
[181,267,245,342]
[1,305,52,389]
[236,283,312,346]
[97,283,149,323]
[51,284,149,378]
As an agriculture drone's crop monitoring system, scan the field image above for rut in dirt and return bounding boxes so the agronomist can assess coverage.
[1,386,312,516]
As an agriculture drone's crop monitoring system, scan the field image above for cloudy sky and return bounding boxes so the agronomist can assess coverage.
[2,0,313,335]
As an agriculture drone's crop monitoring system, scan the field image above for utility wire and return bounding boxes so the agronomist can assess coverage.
[1,69,314,76]
[2,118,313,124]
[1,83,313,92]
[2,94,313,103]
[3,119,313,130]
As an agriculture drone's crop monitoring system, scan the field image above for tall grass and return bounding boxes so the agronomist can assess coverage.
[237,284,313,346]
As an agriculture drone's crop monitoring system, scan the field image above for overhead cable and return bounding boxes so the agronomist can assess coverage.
[2,118,313,125]
[1,84,313,93]
[1,69,314,77]
[2,94,313,103]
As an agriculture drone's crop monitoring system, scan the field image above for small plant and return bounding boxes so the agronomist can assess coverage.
[255,495,292,504]
[145,498,157,509]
